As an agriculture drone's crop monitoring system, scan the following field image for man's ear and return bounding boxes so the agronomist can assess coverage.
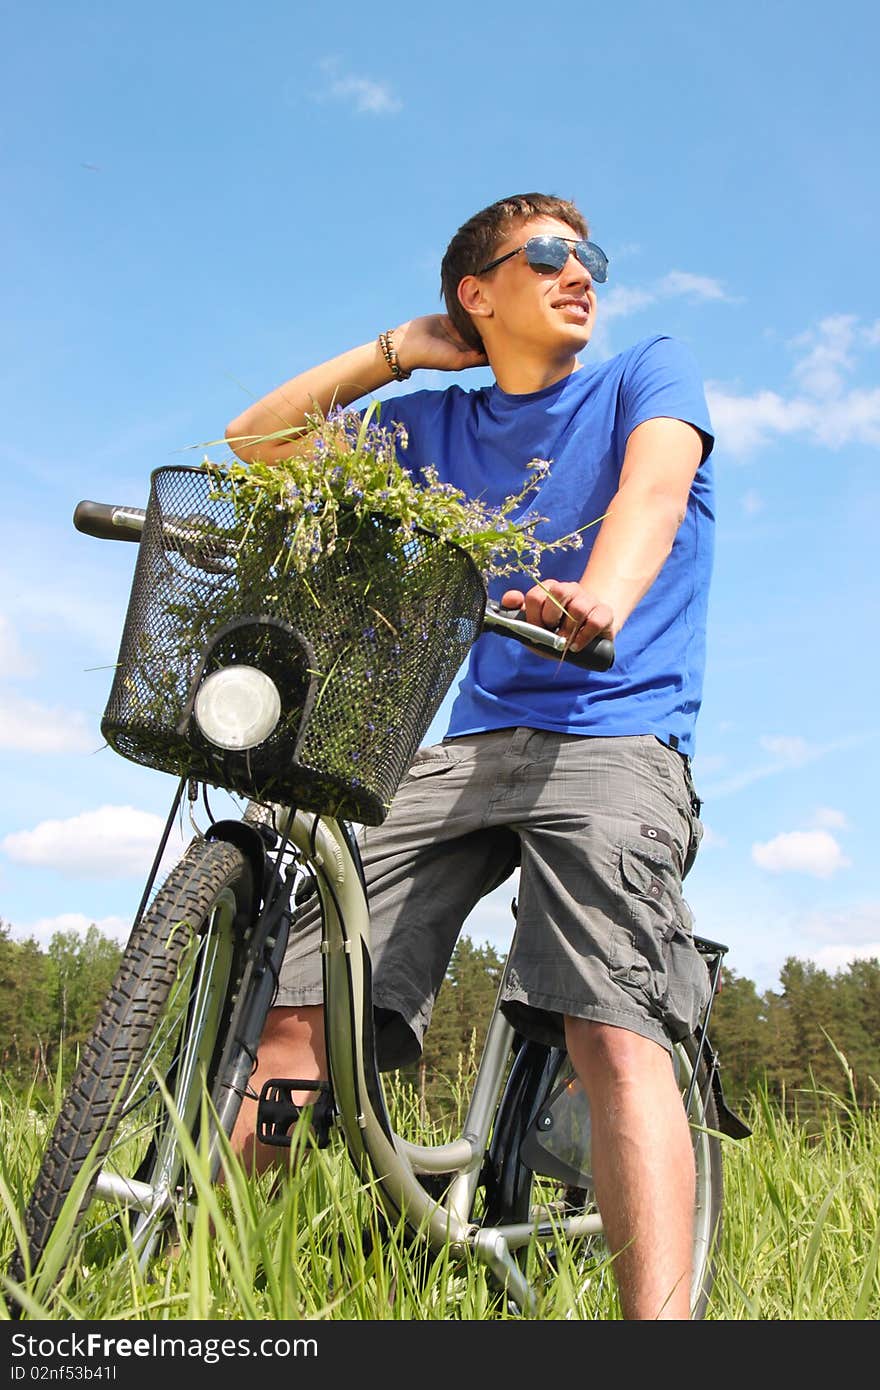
[457,274,493,324]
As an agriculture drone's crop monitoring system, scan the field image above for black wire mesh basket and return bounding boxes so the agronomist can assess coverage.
[101,465,486,824]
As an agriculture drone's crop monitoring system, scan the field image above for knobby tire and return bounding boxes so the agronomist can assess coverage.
[8,837,255,1297]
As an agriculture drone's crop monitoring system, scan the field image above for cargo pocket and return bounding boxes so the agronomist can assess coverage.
[612,832,711,1042]
[403,745,459,779]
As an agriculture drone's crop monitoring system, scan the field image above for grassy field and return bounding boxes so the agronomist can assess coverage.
[1,1069,878,1322]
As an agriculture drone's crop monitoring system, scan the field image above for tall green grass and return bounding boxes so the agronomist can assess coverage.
[1,1066,877,1321]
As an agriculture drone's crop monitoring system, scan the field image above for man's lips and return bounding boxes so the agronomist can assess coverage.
[553,297,591,318]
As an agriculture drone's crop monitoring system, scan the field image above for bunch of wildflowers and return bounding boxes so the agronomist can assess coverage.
[210,402,598,580]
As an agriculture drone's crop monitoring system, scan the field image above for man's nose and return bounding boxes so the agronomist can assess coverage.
[561,252,591,289]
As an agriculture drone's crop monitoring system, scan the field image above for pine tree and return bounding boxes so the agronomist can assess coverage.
[709,967,767,1105]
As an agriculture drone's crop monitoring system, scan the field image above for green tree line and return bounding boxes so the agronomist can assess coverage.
[404,943,880,1121]
[709,955,880,1117]
[0,920,121,1086]
[2,918,878,1118]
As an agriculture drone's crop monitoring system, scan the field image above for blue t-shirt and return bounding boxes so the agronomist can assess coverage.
[377,334,715,757]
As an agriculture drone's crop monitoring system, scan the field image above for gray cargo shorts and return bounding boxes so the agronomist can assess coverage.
[275,729,711,1066]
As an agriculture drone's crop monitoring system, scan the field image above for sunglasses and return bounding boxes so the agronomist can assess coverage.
[477,235,609,283]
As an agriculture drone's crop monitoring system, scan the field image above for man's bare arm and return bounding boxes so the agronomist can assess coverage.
[503,416,705,648]
[225,316,487,465]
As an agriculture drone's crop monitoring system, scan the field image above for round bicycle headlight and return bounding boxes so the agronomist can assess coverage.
[193,666,282,751]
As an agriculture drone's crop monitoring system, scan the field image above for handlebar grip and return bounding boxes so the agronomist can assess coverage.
[73,500,146,542]
[556,632,615,672]
[482,600,615,672]
[73,499,234,575]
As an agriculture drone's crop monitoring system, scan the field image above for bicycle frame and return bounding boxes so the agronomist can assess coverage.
[268,805,730,1315]
[270,807,564,1312]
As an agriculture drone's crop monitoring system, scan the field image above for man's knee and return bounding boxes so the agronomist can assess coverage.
[564,1016,672,1089]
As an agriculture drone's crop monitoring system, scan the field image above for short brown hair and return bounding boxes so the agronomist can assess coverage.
[440,193,589,351]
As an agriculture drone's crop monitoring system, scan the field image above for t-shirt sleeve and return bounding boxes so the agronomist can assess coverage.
[367,391,430,444]
[621,336,715,461]
[346,393,424,478]
[354,387,465,483]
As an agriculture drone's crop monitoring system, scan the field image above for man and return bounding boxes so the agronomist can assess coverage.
[225,193,714,1319]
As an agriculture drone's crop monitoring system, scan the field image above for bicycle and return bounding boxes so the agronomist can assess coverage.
[6,464,750,1318]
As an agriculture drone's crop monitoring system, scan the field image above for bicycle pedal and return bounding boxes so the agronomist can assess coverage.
[256,1078,335,1149]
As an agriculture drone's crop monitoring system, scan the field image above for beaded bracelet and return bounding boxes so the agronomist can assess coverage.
[378,329,411,381]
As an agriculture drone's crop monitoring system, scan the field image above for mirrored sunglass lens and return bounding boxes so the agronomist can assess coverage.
[524,237,568,273]
[524,237,608,281]
[575,242,608,282]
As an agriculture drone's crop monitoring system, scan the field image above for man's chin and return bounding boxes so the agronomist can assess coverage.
[552,319,593,351]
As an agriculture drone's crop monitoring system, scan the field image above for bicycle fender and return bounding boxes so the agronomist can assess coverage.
[709,1064,752,1140]
[205,820,267,905]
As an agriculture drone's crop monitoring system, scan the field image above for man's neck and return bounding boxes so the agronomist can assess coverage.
[488,346,582,395]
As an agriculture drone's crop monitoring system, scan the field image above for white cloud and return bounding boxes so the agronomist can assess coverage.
[317,58,401,115]
[752,829,851,879]
[0,570,127,655]
[791,900,880,974]
[708,312,880,455]
[8,912,131,947]
[332,76,401,114]
[0,615,35,678]
[602,286,658,321]
[741,489,764,515]
[807,942,880,974]
[660,271,729,301]
[2,806,188,879]
[789,314,858,398]
[692,751,728,778]
[0,692,95,754]
[799,900,880,945]
[817,387,880,445]
[759,734,814,766]
[702,729,877,800]
[706,386,810,452]
[601,270,731,323]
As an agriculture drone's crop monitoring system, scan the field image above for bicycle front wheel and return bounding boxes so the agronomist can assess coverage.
[9,837,255,1296]
[485,1036,723,1319]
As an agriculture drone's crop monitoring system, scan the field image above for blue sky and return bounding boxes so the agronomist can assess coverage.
[2,0,878,993]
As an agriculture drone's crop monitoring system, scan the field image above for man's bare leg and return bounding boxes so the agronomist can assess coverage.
[564,1018,695,1320]
[229,1005,327,1175]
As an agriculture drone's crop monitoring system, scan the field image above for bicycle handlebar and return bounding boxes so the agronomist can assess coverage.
[73,500,146,542]
[73,500,615,671]
[482,600,614,672]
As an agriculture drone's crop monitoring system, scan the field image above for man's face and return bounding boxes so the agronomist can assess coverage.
[473,215,598,357]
